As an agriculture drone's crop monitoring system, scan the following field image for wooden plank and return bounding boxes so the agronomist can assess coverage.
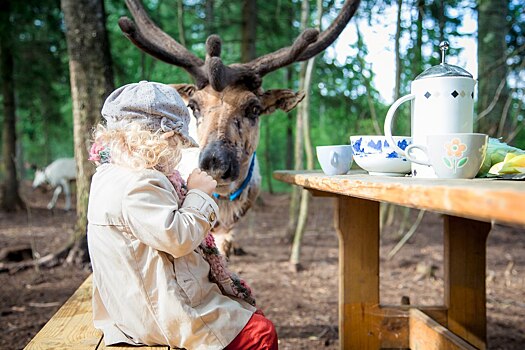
[24,275,103,350]
[97,341,169,349]
[421,307,448,328]
[273,170,525,226]
[409,309,477,350]
[335,195,382,349]
[24,274,169,350]
[319,304,444,349]
[380,305,448,328]
[308,189,337,197]
[444,216,491,350]
[375,307,409,349]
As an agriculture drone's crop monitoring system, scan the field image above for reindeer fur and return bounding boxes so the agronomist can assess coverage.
[176,84,303,256]
[211,160,261,255]
[179,103,262,256]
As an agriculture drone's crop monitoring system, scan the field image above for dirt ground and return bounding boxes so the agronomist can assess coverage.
[0,181,524,350]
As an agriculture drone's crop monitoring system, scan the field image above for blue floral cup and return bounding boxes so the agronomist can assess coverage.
[405,133,488,179]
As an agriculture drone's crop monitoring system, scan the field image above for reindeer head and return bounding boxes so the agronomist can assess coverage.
[118,0,360,194]
[170,84,303,188]
[32,169,47,189]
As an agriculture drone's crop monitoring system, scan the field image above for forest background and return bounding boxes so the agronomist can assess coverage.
[0,1,524,348]
[0,0,524,194]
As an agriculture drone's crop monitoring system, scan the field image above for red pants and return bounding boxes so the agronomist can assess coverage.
[225,311,278,350]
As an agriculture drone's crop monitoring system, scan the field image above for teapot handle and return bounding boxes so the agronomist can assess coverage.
[384,93,415,156]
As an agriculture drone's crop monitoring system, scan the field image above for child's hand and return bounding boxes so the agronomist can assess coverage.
[187,168,217,196]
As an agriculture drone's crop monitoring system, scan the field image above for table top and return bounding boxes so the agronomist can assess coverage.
[273,170,525,226]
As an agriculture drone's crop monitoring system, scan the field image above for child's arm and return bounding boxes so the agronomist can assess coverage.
[122,171,219,258]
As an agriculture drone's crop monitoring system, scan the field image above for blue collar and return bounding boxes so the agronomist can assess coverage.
[213,152,256,201]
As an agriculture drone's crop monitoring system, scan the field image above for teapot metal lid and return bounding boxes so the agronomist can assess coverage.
[415,41,473,80]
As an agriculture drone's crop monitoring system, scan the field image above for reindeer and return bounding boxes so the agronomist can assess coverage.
[32,158,76,211]
[119,0,360,256]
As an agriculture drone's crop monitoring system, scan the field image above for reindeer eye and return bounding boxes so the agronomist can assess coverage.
[246,104,261,119]
[187,100,201,119]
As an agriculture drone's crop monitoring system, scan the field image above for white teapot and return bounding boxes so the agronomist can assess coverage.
[384,41,476,178]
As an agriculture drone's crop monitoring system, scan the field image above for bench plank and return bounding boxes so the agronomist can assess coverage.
[410,309,477,350]
[25,274,171,350]
[24,275,103,350]
[97,342,169,349]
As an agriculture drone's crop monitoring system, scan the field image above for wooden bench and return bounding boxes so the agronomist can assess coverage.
[274,170,525,350]
[24,275,168,350]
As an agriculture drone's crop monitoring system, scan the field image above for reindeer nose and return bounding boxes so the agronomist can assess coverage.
[199,141,240,181]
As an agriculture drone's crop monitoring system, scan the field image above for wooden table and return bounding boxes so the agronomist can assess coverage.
[273,170,525,350]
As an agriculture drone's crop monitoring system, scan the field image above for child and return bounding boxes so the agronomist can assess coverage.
[87,81,277,349]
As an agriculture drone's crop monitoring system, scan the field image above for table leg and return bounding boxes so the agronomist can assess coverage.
[334,195,380,349]
[444,215,491,350]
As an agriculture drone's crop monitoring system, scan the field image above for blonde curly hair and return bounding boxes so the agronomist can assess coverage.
[92,121,183,176]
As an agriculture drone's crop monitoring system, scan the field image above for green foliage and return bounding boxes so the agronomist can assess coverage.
[1,0,73,167]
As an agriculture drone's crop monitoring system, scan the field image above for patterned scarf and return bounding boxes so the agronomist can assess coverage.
[89,143,256,306]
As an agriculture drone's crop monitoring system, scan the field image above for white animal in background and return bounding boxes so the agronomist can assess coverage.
[32,158,76,211]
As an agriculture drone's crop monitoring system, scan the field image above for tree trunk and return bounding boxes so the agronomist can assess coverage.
[302,58,315,171]
[141,1,163,80]
[287,0,309,240]
[177,0,187,47]
[241,0,257,62]
[290,0,322,270]
[285,67,294,170]
[240,0,264,191]
[355,21,381,135]
[263,118,273,193]
[0,0,25,212]
[477,0,509,135]
[285,3,295,171]
[414,0,424,73]
[285,5,297,236]
[205,0,215,37]
[240,0,266,193]
[40,84,53,165]
[437,1,445,44]
[61,0,114,264]
[394,0,403,101]
[384,0,408,226]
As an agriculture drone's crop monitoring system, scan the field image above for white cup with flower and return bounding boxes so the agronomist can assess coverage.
[405,133,488,179]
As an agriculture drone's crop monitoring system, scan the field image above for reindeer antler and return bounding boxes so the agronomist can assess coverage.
[240,0,361,76]
[120,0,361,91]
[297,0,361,61]
[119,0,208,88]
[205,35,261,91]
[241,28,320,77]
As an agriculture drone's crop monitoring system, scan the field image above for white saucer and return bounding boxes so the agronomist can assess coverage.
[368,171,409,177]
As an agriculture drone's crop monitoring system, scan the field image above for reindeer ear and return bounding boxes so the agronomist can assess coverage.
[260,90,305,115]
[170,84,197,100]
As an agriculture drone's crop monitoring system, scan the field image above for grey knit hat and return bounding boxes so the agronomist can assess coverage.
[101,81,198,147]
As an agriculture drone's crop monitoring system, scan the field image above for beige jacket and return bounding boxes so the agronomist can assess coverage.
[87,164,255,349]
